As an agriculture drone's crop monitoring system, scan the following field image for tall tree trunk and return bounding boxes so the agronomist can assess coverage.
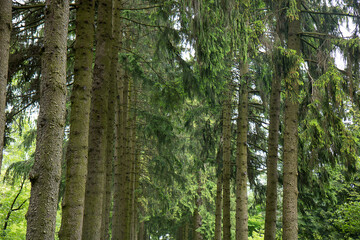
[184,220,189,240]
[26,0,69,239]
[222,83,232,240]
[214,172,223,240]
[193,172,203,240]
[81,0,112,238]
[236,64,249,240]
[59,0,95,239]
[214,144,223,240]
[129,80,138,240]
[283,1,301,239]
[0,0,11,174]
[264,58,281,240]
[123,69,131,239]
[100,49,117,240]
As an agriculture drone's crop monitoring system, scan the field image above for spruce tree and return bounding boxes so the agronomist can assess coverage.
[283,0,301,238]
[59,0,95,239]
[81,0,112,238]
[26,0,69,239]
[0,0,12,174]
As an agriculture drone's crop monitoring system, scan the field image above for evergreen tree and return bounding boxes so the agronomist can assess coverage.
[59,0,95,239]
[0,0,12,174]
[81,0,112,238]
[282,0,301,238]
[26,0,69,239]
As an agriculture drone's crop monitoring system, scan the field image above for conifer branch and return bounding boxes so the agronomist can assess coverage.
[121,16,166,28]
[121,5,164,11]
[301,10,360,19]
[121,47,169,86]
[13,3,77,10]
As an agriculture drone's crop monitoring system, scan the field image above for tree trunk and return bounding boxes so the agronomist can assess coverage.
[111,0,132,238]
[222,83,232,240]
[214,172,223,240]
[283,1,301,239]
[193,172,203,240]
[184,221,189,240]
[123,69,131,239]
[26,0,69,239]
[59,0,95,239]
[236,65,249,240]
[0,0,11,174]
[129,80,138,240]
[100,48,117,240]
[264,57,281,240]
[81,0,112,238]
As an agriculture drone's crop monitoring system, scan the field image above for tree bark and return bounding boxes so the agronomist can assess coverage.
[214,172,223,240]
[110,0,130,238]
[222,83,232,240]
[59,0,95,239]
[81,0,112,238]
[128,80,138,240]
[235,65,249,240]
[100,48,116,240]
[264,59,281,240]
[0,0,11,174]
[283,1,301,239]
[26,0,69,239]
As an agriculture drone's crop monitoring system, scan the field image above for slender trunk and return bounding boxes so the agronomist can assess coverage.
[184,221,189,240]
[264,58,281,240]
[214,172,223,240]
[236,65,249,240]
[222,83,232,240]
[81,0,112,238]
[0,0,11,174]
[177,225,184,240]
[283,1,301,239]
[59,0,95,239]
[26,1,69,239]
[193,172,203,240]
[100,49,117,240]
[123,70,131,239]
[113,62,130,240]
[129,80,138,240]
[138,205,146,240]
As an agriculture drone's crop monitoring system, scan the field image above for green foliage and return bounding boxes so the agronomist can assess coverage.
[0,180,30,240]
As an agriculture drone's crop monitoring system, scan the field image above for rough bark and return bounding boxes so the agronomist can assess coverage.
[222,84,232,240]
[0,0,11,174]
[100,49,116,240]
[58,0,95,239]
[236,68,249,240]
[81,0,112,238]
[283,1,301,239]
[110,0,128,238]
[264,62,281,240]
[26,0,69,239]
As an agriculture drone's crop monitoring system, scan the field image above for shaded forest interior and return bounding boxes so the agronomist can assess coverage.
[1,0,360,239]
